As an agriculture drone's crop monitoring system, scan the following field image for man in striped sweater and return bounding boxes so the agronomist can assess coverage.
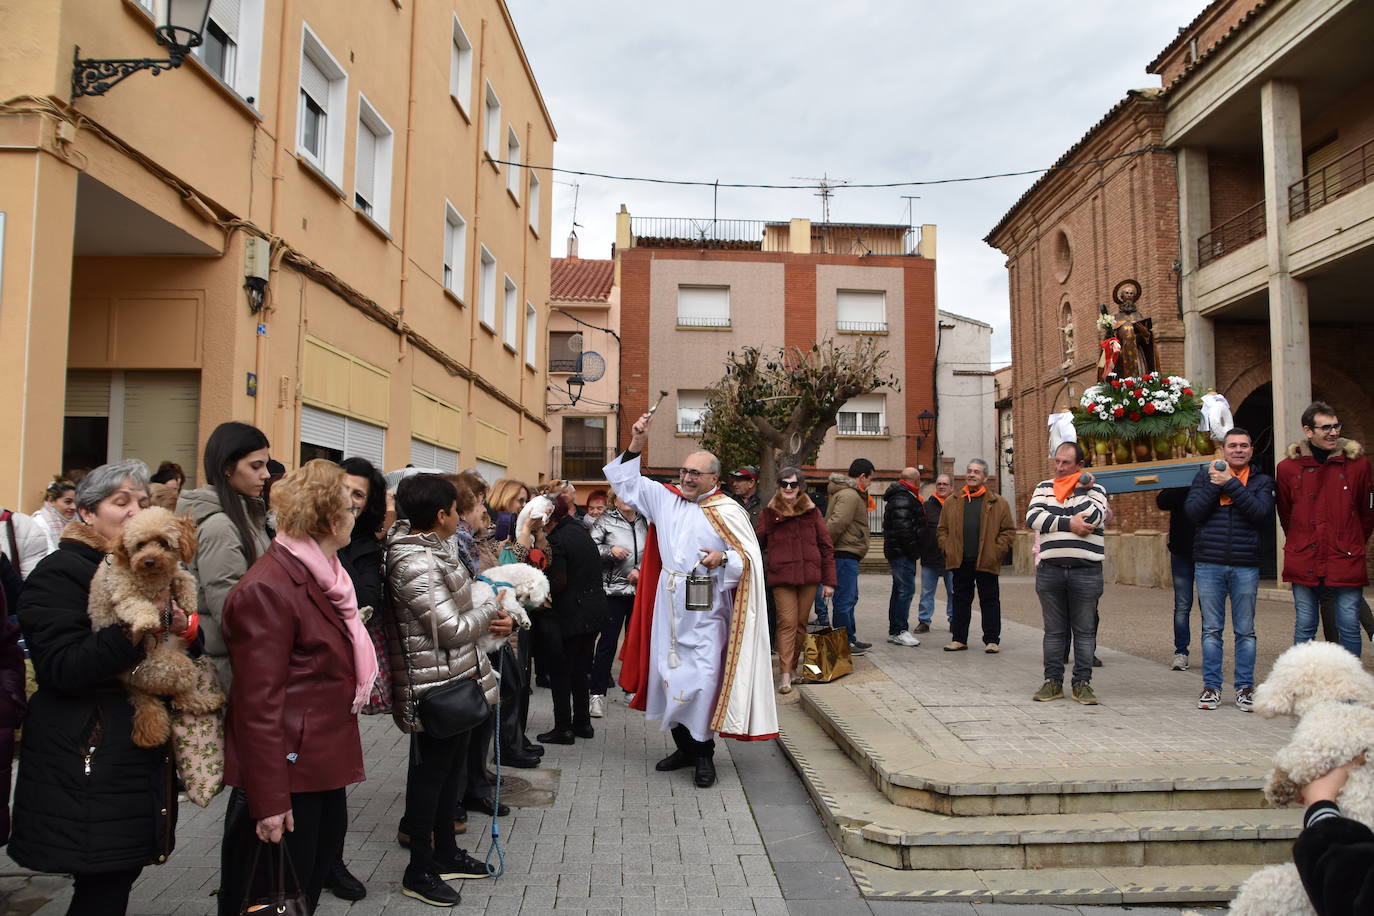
[1026,442,1109,705]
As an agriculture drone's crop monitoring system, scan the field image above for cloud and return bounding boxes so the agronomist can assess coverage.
[510,0,1203,365]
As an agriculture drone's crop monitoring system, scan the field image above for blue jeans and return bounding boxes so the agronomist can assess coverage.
[1195,562,1258,691]
[887,556,917,635]
[812,590,830,626]
[918,565,954,624]
[834,557,860,644]
[1294,583,1362,656]
[1170,552,1195,655]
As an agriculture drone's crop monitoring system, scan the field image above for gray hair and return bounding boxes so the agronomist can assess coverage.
[75,460,150,514]
[967,458,990,474]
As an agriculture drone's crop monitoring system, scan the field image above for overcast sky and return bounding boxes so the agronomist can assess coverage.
[507,1,1203,365]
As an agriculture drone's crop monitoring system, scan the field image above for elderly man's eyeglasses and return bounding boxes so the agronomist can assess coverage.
[678,467,717,480]
[778,480,801,490]
[1309,423,1343,433]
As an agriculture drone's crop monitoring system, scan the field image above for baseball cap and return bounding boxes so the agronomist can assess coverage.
[731,466,758,480]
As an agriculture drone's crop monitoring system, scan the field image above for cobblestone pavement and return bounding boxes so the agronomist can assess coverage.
[0,573,1253,914]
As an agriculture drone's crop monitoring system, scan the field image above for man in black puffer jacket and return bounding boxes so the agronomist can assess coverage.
[882,468,925,646]
[1184,427,1275,714]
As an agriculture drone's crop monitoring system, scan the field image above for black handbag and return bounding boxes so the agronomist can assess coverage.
[415,549,493,740]
[239,840,307,915]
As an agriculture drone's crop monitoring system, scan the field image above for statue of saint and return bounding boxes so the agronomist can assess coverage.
[1098,278,1158,380]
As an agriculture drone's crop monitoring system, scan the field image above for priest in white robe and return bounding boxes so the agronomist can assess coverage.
[603,410,777,788]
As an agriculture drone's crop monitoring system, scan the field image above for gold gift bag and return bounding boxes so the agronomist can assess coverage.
[802,627,854,683]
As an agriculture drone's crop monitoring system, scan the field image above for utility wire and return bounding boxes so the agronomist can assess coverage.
[484,145,1164,191]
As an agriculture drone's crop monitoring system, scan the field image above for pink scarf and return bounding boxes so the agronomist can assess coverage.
[276,534,379,715]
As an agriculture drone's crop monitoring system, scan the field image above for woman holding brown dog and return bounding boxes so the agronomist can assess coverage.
[10,460,191,915]
[217,459,378,915]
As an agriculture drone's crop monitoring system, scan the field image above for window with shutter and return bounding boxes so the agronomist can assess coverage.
[837,394,886,436]
[450,15,474,115]
[525,303,537,368]
[676,391,709,435]
[479,247,497,328]
[355,122,376,215]
[298,25,347,182]
[300,405,385,468]
[503,277,518,348]
[528,172,541,231]
[676,286,730,328]
[836,290,887,333]
[443,204,466,297]
[410,439,458,473]
[483,83,501,163]
[506,127,521,199]
[122,372,201,486]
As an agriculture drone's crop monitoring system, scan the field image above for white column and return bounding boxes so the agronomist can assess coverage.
[1177,147,1215,390]
[1260,80,1312,443]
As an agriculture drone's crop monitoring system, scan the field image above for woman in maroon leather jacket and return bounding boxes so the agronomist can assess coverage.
[218,461,377,915]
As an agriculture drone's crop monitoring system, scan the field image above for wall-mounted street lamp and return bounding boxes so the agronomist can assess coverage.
[916,409,937,450]
[565,375,586,407]
[72,0,212,98]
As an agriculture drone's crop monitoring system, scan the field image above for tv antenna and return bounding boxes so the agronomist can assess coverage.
[792,173,848,225]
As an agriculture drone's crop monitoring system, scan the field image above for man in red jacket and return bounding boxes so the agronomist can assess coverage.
[1277,401,1374,656]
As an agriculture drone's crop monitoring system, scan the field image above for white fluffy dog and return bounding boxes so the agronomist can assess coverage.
[514,495,555,540]
[472,562,549,653]
[1223,642,1374,916]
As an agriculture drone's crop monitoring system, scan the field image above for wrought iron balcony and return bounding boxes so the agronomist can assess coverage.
[1290,138,1374,219]
[1197,200,1266,267]
[676,315,731,328]
[837,320,889,333]
[836,424,890,437]
[631,217,766,250]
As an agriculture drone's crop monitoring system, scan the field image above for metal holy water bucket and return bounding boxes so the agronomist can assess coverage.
[685,566,713,610]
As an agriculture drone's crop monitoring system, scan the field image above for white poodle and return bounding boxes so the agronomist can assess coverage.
[471,562,549,654]
[1223,642,1374,916]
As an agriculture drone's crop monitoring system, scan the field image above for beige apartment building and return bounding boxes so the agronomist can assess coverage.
[545,247,620,491]
[615,208,939,481]
[0,0,554,508]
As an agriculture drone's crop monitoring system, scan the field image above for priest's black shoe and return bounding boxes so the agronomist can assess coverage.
[464,795,510,817]
[655,749,692,772]
[693,755,717,788]
[536,728,575,745]
[572,723,594,739]
[325,860,367,900]
[501,749,541,768]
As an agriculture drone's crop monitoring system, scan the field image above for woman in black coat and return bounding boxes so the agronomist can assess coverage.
[536,493,609,745]
[10,460,189,915]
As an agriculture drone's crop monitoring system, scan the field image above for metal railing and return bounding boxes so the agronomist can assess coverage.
[676,315,731,328]
[835,424,890,437]
[837,320,889,333]
[1197,200,1266,267]
[631,217,766,249]
[1290,138,1374,219]
[810,225,916,256]
[548,357,579,373]
[552,445,616,480]
[676,420,705,436]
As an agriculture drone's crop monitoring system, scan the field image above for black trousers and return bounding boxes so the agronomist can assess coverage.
[69,866,142,916]
[950,561,1002,646]
[218,786,347,916]
[403,727,475,871]
[545,632,596,730]
[461,707,495,806]
[503,631,534,752]
[671,724,715,760]
[590,595,635,696]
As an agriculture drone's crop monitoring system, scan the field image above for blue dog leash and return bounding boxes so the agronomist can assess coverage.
[474,574,516,878]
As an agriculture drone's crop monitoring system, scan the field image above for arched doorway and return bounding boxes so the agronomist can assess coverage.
[1234,382,1278,579]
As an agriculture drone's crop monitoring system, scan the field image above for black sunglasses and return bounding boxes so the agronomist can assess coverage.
[778,480,801,490]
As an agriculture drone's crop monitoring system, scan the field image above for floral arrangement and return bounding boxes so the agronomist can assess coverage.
[1073,373,1203,441]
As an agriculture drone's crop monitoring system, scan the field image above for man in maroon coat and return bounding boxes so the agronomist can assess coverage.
[1277,401,1374,656]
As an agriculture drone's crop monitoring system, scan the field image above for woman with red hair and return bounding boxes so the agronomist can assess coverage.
[535,493,609,744]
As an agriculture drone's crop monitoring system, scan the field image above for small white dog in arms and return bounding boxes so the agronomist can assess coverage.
[472,562,549,653]
[1213,642,1374,916]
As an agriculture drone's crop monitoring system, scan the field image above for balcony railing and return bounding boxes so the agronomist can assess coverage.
[837,320,889,333]
[548,357,579,373]
[631,217,766,250]
[552,445,616,480]
[836,425,889,437]
[1197,200,1266,268]
[676,315,731,328]
[676,420,705,436]
[1290,138,1374,220]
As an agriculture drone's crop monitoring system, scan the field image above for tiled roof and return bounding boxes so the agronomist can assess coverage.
[983,89,1164,245]
[1156,2,1271,96]
[550,257,614,302]
[1146,0,1234,72]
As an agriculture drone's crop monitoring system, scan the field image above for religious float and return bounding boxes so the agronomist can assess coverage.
[1047,279,1231,495]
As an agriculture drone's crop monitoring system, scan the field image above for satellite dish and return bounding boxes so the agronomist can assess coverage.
[575,351,606,383]
[566,332,584,353]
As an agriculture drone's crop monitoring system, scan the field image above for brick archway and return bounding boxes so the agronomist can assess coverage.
[1220,359,1374,450]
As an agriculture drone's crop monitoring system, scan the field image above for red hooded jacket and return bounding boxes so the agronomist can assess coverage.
[1276,438,1374,587]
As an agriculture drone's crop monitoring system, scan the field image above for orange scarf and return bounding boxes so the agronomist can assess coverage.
[961,485,986,501]
[1219,465,1250,506]
[1052,472,1082,503]
[933,495,946,506]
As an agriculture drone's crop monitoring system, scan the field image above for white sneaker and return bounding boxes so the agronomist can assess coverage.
[589,694,605,718]
[1170,653,1189,671]
[887,631,921,647]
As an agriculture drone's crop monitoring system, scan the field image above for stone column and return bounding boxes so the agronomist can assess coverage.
[1260,80,1312,444]
[1177,147,1215,390]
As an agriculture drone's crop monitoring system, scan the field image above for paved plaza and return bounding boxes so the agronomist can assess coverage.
[0,571,1323,914]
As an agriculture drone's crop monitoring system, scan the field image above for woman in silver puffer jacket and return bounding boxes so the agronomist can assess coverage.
[383,474,512,906]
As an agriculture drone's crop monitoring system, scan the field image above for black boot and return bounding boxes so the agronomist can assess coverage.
[324,858,367,900]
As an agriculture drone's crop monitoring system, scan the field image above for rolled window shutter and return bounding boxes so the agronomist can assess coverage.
[123,372,200,485]
[344,418,385,469]
[65,371,112,416]
[300,405,346,451]
[209,0,240,42]
[300,54,330,111]
[356,123,377,201]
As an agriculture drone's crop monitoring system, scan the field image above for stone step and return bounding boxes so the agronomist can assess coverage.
[777,701,1282,903]
[800,684,1266,814]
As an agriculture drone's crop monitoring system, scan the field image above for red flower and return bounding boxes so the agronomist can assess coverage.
[1128,411,1141,421]
[1183,387,1194,396]
[1113,407,1126,418]
[1134,389,1145,398]
[1144,403,1157,415]
[1110,379,1122,389]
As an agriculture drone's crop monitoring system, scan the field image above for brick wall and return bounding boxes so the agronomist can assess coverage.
[1150,0,1266,88]
[1207,151,1264,227]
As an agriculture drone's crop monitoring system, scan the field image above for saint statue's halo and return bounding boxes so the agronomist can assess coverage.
[1112,278,1142,305]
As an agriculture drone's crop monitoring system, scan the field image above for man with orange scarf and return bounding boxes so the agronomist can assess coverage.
[1184,428,1275,713]
[937,459,1016,655]
[1026,443,1109,704]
